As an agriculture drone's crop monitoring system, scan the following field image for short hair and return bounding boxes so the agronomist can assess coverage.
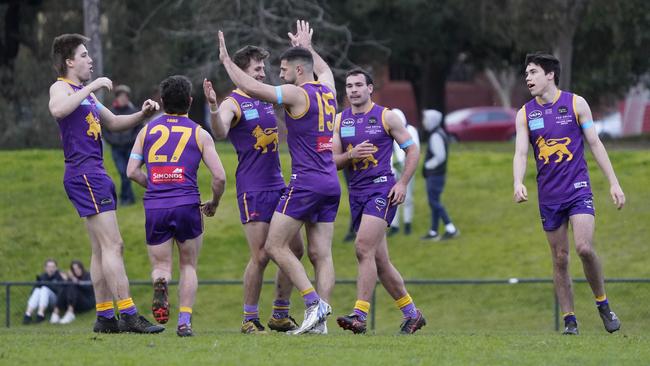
[525,52,561,86]
[160,75,192,114]
[44,258,57,266]
[280,47,313,68]
[233,45,269,70]
[345,68,374,86]
[51,34,89,77]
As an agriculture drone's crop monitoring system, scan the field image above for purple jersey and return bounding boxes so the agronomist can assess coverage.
[226,90,285,194]
[142,114,203,209]
[338,103,395,194]
[523,90,592,204]
[55,78,106,180]
[284,82,340,194]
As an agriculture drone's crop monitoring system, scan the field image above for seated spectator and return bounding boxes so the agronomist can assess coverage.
[50,260,95,324]
[23,259,64,324]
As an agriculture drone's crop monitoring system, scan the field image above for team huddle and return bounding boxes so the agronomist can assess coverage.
[49,20,625,337]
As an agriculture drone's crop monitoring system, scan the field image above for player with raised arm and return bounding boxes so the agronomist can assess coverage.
[48,33,163,334]
[513,52,624,335]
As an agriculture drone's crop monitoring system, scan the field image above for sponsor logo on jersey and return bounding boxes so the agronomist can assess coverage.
[151,166,185,184]
[368,117,378,125]
[241,102,254,110]
[528,110,542,120]
[373,176,388,184]
[374,197,387,211]
[342,118,355,128]
[316,136,333,152]
[558,106,568,115]
[573,181,588,189]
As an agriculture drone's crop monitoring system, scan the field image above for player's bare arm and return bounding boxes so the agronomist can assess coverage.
[48,77,112,119]
[385,110,419,205]
[218,31,306,110]
[203,78,238,139]
[513,108,529,203]
[199,129,227,217]
[576,96,625,209]
[288,20,336,97]
[97,96,159,132]
[126,128,148,188]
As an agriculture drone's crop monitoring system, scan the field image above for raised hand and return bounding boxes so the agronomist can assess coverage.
[287,19,313,48]
[141,99,160,117]
[218,30,229,63]
[89,77,113,93]
[203,79,217,105]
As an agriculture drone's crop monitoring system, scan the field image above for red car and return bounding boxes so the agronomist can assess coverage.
[445,107,517,141]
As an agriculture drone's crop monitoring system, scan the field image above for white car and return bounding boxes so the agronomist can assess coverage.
[594,112,622,140]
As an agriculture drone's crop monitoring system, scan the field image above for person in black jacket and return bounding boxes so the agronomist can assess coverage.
[50,260,95,324]
[23,259,64,324]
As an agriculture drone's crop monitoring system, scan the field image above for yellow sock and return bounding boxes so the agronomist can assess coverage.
[354,300,370,314]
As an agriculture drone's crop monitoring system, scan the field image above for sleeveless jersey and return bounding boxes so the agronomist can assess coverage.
[142,114,203,209]
[283,82,340,194]
[338,103,395,194]
[226,90,285,194]
[523,90,592,204]
[55,78,106,180]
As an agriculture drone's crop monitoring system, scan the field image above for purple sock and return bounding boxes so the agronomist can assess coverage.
[178,312,191,326]
[302,291,320,307]
[243,304,259,322]
[97,308,115,319]
[400,303,418,319]
[353,308,368,321]
[273,299,290,319]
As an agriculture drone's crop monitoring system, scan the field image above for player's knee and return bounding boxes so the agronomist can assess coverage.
[251,249,270,267]
[553,251,570,270]
[575,243,595,259]
[354,237,375,260]
[290,243,304,259]
[101,239,124,257]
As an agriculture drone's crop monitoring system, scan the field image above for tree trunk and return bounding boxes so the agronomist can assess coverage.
[83,0,103,99]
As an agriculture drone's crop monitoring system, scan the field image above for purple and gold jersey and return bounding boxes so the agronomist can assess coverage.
[337,103,395,194]
[523,90,592,204]
[142,114,203,209]
[55,78,106,180]
[226,90,285,195]
[284,82,340,194]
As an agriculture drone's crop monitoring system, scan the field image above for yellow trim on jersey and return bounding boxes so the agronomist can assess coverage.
[140,124,148,148]
[284,88,310,120]
[334,113,342,133]
[301,81,322,86]
[282,186,294,214]
[224,96,242,128]
[195,126,203,153]
[82,174,100,214]
[572,94,580,124]
[520,105,529,132]
[56,77,81,87]
[243,192,250,223]
[233,88,252,99]
[164,113,189,117]
[381,107,390,134]
[364,102,375,114]
[535,90,561,106]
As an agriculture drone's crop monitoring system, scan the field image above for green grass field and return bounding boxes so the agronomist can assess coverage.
[1,142,650,364]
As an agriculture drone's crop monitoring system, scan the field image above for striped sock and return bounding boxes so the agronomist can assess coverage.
[563,312,577,324]
[272,299,290,319]
[243,304,259,322]
[353,300,370,321]
[395,294,418,319]
[179,307,192,326]
[300,287,320,307]
[96,301,115,319]
[596,294,608,307]
[117,298,137,316]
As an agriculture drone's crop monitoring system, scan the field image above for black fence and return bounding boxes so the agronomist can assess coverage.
[4,278,649,331]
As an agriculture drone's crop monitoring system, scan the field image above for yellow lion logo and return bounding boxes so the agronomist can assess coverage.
[85,112,101,140]
[252,125,278,153]
[536,136,573,164]
[347,143,378,171]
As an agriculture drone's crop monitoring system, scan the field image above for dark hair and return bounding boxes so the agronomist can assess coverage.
[51,34,90,77]
[44,258,57,266]
[280,47,313,67]
[525,52,561,86]
[345,68,374,86]
[160,75,192,114]
[233,45,269,70]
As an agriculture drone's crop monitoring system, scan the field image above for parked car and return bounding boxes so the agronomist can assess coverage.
[594,112,622,140]
[445,107,517,142]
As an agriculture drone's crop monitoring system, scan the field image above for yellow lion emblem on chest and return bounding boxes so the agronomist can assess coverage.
[347,143,378,171]
[85,112,101,140]
[252,125,278,153]
[536,136,573,164]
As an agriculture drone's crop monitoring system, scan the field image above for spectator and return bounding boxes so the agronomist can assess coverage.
[389,108,420,236]
[50,260,95,324]
[23,259,64,324]
[421,109,459,241]
[103,84,140,205]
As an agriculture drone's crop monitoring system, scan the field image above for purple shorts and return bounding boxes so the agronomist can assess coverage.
[237,189,285,224]
[349,189,397,233]
[64,173,117,217]
[539,194,595,231]
[276,185,340,223]
[145,204,203,245]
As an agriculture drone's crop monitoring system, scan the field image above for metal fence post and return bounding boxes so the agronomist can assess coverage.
[554,293,559,332]
[6,284,11,328]
[370,283,377,331]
